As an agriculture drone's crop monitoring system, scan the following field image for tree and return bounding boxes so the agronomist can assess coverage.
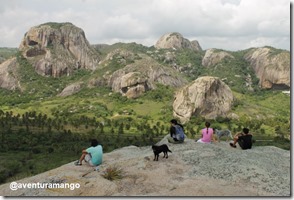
[275,126,284,138]
[110,127,115,134]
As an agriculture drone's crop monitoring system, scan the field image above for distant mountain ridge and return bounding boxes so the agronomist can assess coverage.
[0,22,290,121]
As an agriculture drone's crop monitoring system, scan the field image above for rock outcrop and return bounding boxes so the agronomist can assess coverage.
[173,76,234,123]
[58,82,84,97]
[99,49,137,66]
[19,22,100,77]
[0,58,21,90]
[202,48,234,67]
[108,54,187,98]
[155,32,202,51]
[244,47,290,89]
[0,136,290,196]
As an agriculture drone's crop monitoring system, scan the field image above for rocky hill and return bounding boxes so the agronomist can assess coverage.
[155,32,202,52]
[0,58,21,90]
[244,47,290,89]
[202,48,234,67]
[0,136,290,196]
[0,22,290,123]
[107,54,187,98]
[19,22,100,77]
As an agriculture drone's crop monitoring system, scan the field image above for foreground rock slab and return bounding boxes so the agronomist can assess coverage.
[0,137,290,196]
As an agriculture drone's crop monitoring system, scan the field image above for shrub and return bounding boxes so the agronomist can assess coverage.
[101,166,124,181]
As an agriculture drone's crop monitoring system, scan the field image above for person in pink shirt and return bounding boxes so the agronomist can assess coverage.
[197,122,216,144]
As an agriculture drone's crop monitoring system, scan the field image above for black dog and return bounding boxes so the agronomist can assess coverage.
[152,144,172,161]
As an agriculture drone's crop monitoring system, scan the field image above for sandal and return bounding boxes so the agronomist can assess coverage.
[74,160,82,166]
[230,143,236,148]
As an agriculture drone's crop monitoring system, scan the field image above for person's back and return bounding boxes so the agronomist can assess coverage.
[201,127,214,143]
[197,121,215,144]
[175,124,185,141]
[86,144,103,165]
[238,134,252,149]
[168,119,185,143]
[74,139,103,167]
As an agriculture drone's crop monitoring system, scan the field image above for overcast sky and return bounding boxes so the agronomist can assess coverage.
[0,0,291,51]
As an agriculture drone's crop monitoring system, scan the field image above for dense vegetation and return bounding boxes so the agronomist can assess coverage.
[0,44,290,184]
[0,47,18,63]
[38,22,74,29]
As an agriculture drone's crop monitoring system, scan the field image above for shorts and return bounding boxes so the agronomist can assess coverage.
[85,154,94,166]
[237,139,251,150]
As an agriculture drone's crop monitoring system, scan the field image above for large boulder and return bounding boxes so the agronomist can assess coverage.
[155,32,202,51]
[0,58,21,90]
[173,76,234,123]
[58,82,83,97]
[19,22,100,77]
[108,54,187,98]
[202,48,234,67]
[244,47,290,89]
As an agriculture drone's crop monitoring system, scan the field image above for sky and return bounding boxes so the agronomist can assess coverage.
[0,0,291,51]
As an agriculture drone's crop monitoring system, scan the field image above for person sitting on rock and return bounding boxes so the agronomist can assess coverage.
[74,139,103,167]
[230,128,252,149]
[168,119,185,143]
[196,121,216,144]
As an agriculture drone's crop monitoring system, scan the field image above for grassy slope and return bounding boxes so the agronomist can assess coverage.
[232,91,290,117]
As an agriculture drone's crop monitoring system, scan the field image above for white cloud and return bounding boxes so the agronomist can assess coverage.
[0,0,290,50]
[101,14,150,38]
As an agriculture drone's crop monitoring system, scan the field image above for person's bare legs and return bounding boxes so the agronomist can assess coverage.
[232,136,239,145]
[78,152,88,164]
[75,150,88,165]
[230,133,241,147]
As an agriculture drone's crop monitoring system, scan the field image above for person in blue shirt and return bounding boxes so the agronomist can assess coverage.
[168,119,185,143]
[74,139,103,166]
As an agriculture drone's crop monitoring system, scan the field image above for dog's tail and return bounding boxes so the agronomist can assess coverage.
[168,148,172,153]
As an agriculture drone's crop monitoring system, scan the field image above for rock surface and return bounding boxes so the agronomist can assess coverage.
[202,48,234,67]
[0,58,21,90]
[155,32,202,51]
[58,82,84,97]
[173,76,234,123]
[244,47,290,89]
[19,22,100,77]
[0,136,290,196]
[108,54,187,98]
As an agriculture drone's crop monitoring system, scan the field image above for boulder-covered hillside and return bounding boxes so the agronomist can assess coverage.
[0,22,290,122]
[0,136,290,196]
